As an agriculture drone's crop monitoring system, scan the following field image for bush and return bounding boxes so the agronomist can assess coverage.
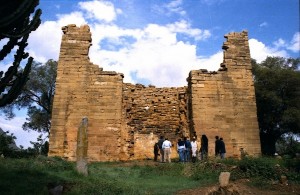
[233,157,279,179]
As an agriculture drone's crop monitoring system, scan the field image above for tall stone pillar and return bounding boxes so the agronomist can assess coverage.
[76,117,88,175]
[187,31,261,158]
[49,24,124,161]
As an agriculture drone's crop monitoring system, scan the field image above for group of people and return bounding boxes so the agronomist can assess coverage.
[153,134,226,162]
[215,136,226,159]
[153,136,172,163]
[176,137,198,163]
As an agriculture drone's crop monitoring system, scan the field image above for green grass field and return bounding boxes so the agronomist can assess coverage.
[0,156,299,194]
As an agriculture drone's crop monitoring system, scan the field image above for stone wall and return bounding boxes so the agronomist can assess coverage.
[122,83,188,159]
[49,25,261,161]
[187,31,261,157]
[49,25,124,161]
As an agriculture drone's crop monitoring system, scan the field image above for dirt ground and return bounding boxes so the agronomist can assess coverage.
[117,160,300,195]
[176,179,300,195]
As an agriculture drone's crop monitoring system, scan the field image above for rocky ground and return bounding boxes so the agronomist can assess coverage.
[176,179,300,195]
[118,160,300,195]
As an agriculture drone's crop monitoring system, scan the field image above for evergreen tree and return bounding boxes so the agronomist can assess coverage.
[252,57,300,155]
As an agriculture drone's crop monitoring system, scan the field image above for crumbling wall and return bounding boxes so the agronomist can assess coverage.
[49,25,261,162]
[122,83,188,159]
[187,31,261,157]
[49,24,124,161]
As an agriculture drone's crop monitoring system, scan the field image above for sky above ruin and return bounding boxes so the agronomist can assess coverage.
[0,0,299,148]
[31,0,299,87]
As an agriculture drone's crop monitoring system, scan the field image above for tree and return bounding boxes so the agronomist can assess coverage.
[0,0,41,107]
[8,60,57,134]
[276,133,300,157]
[0,60,57,155]
[252,57,300,155]
[0,128,17,157]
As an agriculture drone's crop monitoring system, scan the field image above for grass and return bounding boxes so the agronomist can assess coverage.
[0,156,299,194]
[0,157,211,194]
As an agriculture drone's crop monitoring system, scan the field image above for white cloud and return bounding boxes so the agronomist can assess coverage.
[79,0,119,23]
[249,38,288,63]
[167,20,211,41]
[200,0,226,6]
[259,22,268,27]
[273,38,286,49]
[88,21,213,87]
[27,12,87,63]
[27,21,62,63]
[198,51,223,71]
[287,32,300,52]
[165,0,186,16]
[24,0,295,90]
[57,11,86,27]
[0,116,41,148]
[24,1,213,88]
[152,0,186,16]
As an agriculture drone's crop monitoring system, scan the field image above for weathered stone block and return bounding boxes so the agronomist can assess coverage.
[49,26,261,161]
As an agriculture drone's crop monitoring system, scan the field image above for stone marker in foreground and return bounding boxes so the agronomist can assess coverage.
[76,117,88,176]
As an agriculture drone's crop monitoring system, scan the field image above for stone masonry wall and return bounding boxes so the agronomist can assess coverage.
[49,25,124,161]
[187,31,261,157]
[122,83,188,159]
[49,25,261,162]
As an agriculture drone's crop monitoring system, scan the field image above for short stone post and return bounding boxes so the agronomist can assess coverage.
[219,172,231,187]
[76,117,88,176]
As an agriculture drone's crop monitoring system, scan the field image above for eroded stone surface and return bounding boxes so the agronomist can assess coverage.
[49,25,261,161]
[76,117,88,175]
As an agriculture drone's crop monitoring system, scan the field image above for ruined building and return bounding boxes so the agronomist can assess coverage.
[49,24,261,161]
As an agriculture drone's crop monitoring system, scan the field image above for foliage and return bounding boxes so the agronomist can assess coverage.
[0,128,17,157]
[225,156,300,185]
[20,60,57,134]
[0,0,41,107]
[190,161,222,183]
[276,134,300,157]
[29,135,49,156]
[231,157,279,179]
[252,57,300,155]
[0,60,57,155]
[0,157,300,194]
[1,60,57,135]
[0,127,49,158]
[0,159,200,195]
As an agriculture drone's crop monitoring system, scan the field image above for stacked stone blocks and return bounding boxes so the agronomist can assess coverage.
[49,25,261,161]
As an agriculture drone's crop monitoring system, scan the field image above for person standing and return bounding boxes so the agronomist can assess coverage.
[153,142,160,161]
[184,137,191,162]
[162,137,172,163]
[158,136,165,162]
[219,137,226,159]
[177,138,186,162]
[215,136,221,157]
[200,134,208,160]
[191,137,198,163]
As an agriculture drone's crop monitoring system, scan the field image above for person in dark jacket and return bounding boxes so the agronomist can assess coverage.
[153,142,160,161]
[219,137,226,159]
[177,138,186,162]
[200,134,208,160]
[215,136,222,157]
[158,136,165,162]
[184,137,191,162]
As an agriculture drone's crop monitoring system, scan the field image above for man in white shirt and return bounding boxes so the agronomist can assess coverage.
[162,138,172,163]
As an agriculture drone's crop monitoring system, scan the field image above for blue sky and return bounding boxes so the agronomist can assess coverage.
[0,0,299,148]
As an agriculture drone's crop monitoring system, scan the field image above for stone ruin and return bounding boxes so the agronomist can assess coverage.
[48,24,261,161]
